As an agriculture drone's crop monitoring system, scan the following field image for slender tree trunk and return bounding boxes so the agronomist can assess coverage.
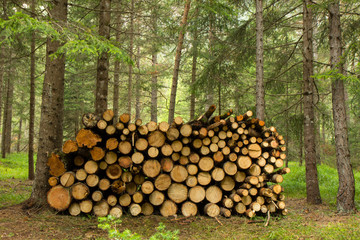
[150,8,158,122]
[329,1,355,213]
[206,6,215,110]
[29,0,67,207]
[316,111,321,165]
[127,0,134,115]
[0,45,4,152]
[113,13,121,122]
[285,80,289,167]
[168,0,191,123]
[135,46,141,119]
[299,97,303,167]
[190,9,198,120]
[2,51,13,157]
[1,61,9,158]
[303,0,321,204]
[255,0,265,121]
[28,0,36,180]
[17,117,22,152]
[95,0,111,115]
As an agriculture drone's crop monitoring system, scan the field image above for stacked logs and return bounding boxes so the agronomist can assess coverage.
[47,106,290,218]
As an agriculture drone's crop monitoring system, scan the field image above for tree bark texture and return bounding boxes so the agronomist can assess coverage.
[150,8,158,122]
[328,1,355,213]
[255,0,265,121]
[0,45,4,153]
[28,0,36,180]
[303,0,321,204]
[190,8,198,121]
[30,0,67,207]
[127,0,134,115]
[113,13,121,122]
[168,0,191,124]
[135,46,141,119]
[95,0,111,115]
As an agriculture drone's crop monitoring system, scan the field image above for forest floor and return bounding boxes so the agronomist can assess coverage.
[1,178,360,240]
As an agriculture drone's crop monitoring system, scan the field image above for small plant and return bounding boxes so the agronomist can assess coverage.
[97,215,179,240]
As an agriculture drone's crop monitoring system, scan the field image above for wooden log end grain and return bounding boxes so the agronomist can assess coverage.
[160,200,178,217]
[181,201,198,217]
[47,185,71,211]
[82,113,100,128]
[62,140,78,154]
[47,153,66,177]
[76,129,101,148]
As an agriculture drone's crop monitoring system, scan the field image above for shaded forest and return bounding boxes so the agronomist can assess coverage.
[0,0,359,213]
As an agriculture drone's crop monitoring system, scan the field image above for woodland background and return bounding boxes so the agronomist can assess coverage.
[0,0,359,211]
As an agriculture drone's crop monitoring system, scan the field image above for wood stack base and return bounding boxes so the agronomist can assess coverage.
[47,106,290,218]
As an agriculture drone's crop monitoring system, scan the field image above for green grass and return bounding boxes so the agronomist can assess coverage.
[0,153,33,208]
[283,162,360,208]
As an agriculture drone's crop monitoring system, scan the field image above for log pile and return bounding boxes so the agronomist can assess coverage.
[47,106,290,218]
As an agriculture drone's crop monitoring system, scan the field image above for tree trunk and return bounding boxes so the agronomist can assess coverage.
[168,0,191,124]
[206,4,215,110]
[29,1,36,178]
[113,13,121,122]
[150,8,158,122]
[95,0,111,115]
[17,115,22,152]
[303,0,321,205]
[255,0,265,121]
[328,1,355,213]
[0,45,4,152]
[299,100,303,166]
[127,0,134,115]
[29,0,67,208]
[190,7,199,120]
[135,46,141,119]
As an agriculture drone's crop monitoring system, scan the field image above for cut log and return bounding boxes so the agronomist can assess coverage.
[99,161,108,170]
[62,140,78,154]
[126,182,137,195]
[76,129,101,148]
[222,197,234,208]
[69,202,81,216]
[119,113,130,125]
[93,200,110,217]
[241,195,252,206]
[119,193,132,207]
[189,153,200,163]
[161,158,174,172]
[90,147,105,161]
[133,174,145,185]
[197,172,212,185]
[141,180,154,194]
[106,138,119,150]
[86,174,99,187]
[71,182,90,200]
[213,151,224,163]
[73,155,85,167]
[148,147,159,158]
[234,202,246,214]
[237,156,252,169]
[99,178,111,191]
[167,183,188,203]
[97,120,107,130]
[143,160,161,178]
[148,130,166,147]
[159,121,170,132]
[171,140,183,152]
[132,152,144,164]
[170,165,188,183]
[141,202,154,216]
[211,168,225,182]
[47,153,66,177]
[180,124,192,137]
[121,171,133,183]
[161,144,173,157]
[106,164,122,179]
[223,162,237,176]
[107,195,118,206]
[188,186,205,203]
[84,160,98,174]
[118,156,132,168]
[234,171,246,182]
[109,205,123,218]
[220,207,231,218]
[181,201,197,217]
[187,164,198,175]
[149,190,165,206]
[204,203,220,217]
[60,172,75,187]
[80,199,93,213]
[111,180,126,194]
[205,186,222,203]
[47,185,71,211]
[160,200,178,217]
[220,176,235,192]
[92,190,103,202]
[185,175,198,187]
[118,141,132,155]
[82,113,100,128]
[248,164,261,176]
[48,176,58,187]
[147,121,158,132]
[166,127,180,141]
[132,192,144,204]
[135,138,148,151]
[198,157,214,172]
[155,174,172,191]
[105,151,118,165]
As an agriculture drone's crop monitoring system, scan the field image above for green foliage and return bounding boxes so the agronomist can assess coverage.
[0,153,33,180]
[0,12,132,63]
[97,215,179,240]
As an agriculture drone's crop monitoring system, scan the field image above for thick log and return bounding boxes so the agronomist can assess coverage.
[132,152,144,164]
[80,199,93,213]
[141,181,154,194]
[159,121,170,132]
[161,158,174,172]
[118,141,132,155]
[73,155,85,167]
[148,130,166,147]
[170,165,188,183]
[60,172,75,187]
[48,176,58,187]
[105,151,118,165]
[47,185,72,211]
[143,160,161,178]
[167,183,188,203]
[204,203,220,217]
[234,202,246,214]
[248,164,261,176]
[97,120,108,130]
[71,182,90,200]
[141,202,154,216]
[84,160,98,174]
[76,129,101,148]
[147,121,158,132]
[109,205,123,218]
[161,144,173,156]
[119,193,132,207]
[99,161,108,170]
[62,140,78,154]
[211,168,225,182]
[134,174,145,185]
[198,157,214,172]
[187,164,198,175]
[185,175,198,187]
[99,178,111,191]
[93,200,110,217]
[188,185,205,203]
[166,127,180,141]
[69,202,81,216]
[118,156,132,168]
[237,156,252,170]
[171,140,183,152]
[132,192,144,204]
[149,190,165,206]
[160,200,178,217]
[92,190,103,202]
[222,197,234,208]
[223,161,237,176]
[180,124,192,137]
[121,171,133,183]
[148,147,159,158]
[181,201,197,217]
[106,138,118,150]
[197,172,212,186]
[82,113,100,128]
[234,171,246,182]
[126,182,137,195]
[47,153,66,177]
[106,164,122,179]
[220,176,235,192]
[119,113,130,125]
[111,180,126,194]
[155,174,172,191]
[220,207,231,218]
[86,174,99,187]
[189,153,200,163]
[90,147,105,161]
[206,186,222,203]
[135,138,148,151]
[107,195,118,206]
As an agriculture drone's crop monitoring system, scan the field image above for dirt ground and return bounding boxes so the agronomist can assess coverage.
[0,181,359,240]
